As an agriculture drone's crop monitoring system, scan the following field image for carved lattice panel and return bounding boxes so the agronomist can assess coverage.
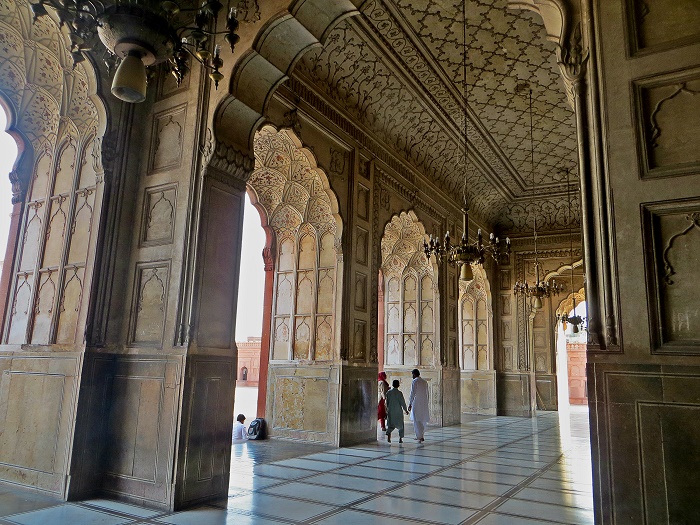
[251,126,342,362]
[0,0,103,346]
[381,211,438,368]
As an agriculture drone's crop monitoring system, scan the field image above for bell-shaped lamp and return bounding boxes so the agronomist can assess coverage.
[459,262,473,282]
[111,51,147,103]
[532,296,543,310]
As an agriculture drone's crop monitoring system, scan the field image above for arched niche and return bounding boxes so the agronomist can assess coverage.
[458,266,494,372]
[380,211,439,369]
[247,125,343,362]
[0,0,107,346]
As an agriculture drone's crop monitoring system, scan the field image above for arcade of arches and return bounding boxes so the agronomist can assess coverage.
[0,0,699,523]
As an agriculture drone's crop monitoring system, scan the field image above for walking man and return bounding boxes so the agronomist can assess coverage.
[408,368,429,442]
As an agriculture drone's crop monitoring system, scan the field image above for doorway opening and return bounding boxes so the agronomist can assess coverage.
[233,192,266,425]
[556,300,588,413]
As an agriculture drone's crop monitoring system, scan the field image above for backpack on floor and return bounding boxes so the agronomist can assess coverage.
[247,418,266,440]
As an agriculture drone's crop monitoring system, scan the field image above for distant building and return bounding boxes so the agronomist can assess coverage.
[236,337,261,387]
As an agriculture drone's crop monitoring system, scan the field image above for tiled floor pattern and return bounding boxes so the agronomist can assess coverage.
[0,408,593,524]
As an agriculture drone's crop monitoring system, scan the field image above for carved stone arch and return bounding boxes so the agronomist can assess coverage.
[381,209,439,372]
[248,124,342,365]
[556,287,586,319]
[0,0,105,202]
[213,1,361,156]
[544,258,584,282]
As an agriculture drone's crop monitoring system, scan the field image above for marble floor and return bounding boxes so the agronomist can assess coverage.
[0,407,594,525]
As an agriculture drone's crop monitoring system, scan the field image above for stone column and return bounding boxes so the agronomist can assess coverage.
[256,245,275,418]
[172,144,253,509]
[0,195,22,330]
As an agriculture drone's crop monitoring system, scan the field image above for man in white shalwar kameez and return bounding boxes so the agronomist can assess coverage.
[408,368,429,442]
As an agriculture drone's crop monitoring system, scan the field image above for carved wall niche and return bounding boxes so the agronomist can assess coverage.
[141,184,178,246]
[626,0,700,55]
[249,126,342,362]
[149,104,187,174]
[380,211,438,368]
[459,268,494,372]
[355,227,368,265]
[129,262,170,346]
[354,272,367,312]
[635,70,700,178]
[499,269,511,290]
[353,320,367,360]
[357,184,370,220]
[643,200,700,352]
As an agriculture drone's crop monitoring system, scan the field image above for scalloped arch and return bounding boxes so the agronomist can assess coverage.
[381,210,437,278]
[556,288,586,318]
[247,125,343,241]
[0,0,106,202]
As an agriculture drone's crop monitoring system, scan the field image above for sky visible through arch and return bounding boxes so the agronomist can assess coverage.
[0,111,17,269]
[236,193,266,341]
[0,110,264,342]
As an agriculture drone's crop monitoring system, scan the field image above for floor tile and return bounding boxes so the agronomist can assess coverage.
[312,509,426,525]
[304,473,400,493]
[337,465,423,483]
[0,490,62,518]
[155,506,284,525]
[353,495,476,525]
[272,458,342,472]
[5,504,131,525]
[494,499,595,524]
[81,499,162,518]
[387,484,497,509]
[227,492,335,520]
[512,487,593,509]
[228,474,284,491]
[475,512,561,524]
[440,469,527,485]
[360,458,441,474]
[415,475,512,496]
[262,481,369,505]
[252,464,316,480]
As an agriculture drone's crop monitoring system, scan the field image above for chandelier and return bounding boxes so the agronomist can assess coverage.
[423,0,509,281]
[513,86,563,310]
[30,0,241,103]
[556,168,586,332]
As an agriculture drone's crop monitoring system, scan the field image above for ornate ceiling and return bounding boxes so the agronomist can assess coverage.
[293,0,580,234]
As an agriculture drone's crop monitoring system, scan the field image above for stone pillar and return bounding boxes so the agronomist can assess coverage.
[0,198,22,330]
[256,245,274,418]
[171,145,252,509]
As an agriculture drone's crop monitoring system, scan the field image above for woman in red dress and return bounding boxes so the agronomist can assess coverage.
[377,371,389,432]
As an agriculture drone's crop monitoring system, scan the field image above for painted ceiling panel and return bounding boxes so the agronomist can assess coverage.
[293,0,580,233]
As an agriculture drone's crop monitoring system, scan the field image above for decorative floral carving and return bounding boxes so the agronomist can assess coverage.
[662,212,700,286]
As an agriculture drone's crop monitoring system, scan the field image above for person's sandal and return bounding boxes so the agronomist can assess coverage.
[399,438,403,443]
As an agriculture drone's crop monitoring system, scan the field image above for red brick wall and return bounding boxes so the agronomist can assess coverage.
[567,343,588,404]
